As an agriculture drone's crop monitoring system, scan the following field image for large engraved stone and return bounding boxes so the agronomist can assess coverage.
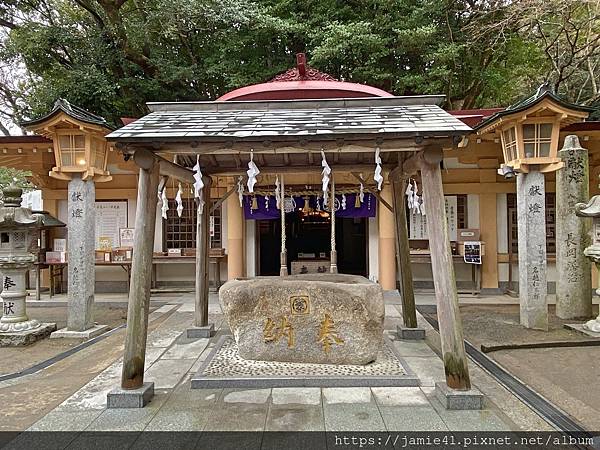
[219,274,384,365]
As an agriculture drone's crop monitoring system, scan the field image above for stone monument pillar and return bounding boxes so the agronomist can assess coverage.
[51,176,108,338]
[516,171,548,330]
[556,136,592,319]
[0,184,56,346]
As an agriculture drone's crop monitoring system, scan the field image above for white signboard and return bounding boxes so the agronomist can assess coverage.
[409,196,458,241]
[95,201,128,250]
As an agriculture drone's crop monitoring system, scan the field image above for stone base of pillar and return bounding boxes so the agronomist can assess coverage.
[565,322,600,338]
[107,382,154,409]
[434,382,484,410]
[396,324,425,340]
[50,323,109,339]
[186,324,215,339]
[0,322,57,347]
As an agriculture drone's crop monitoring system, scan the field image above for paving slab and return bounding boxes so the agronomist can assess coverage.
[262,432,327,450]
[202,403,269,431]
[28,410,103,431]
[323,387,372,404]
[323,401,387,431]
[161,384,221,411]
[130,432,200,450]
[65,431,140,449]
[223,388,271,404]
[161,337,209,359]
[1,432,78,450]
[379,405,449,431]
[401,356,446,387]
[371,387,430,407]
[195,431,263,450]
[144,358,195,389]
[143,409,210,431]
[265,404,325,431]
[271,387,321,405]
[86,392,166,431]
[147,329,183,348]
[390,340,437,357]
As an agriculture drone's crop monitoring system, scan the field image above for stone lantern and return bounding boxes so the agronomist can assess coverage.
[0,184,56,346]
[22,99,112,338]
[575,196,600,333]
[476,85,593,330]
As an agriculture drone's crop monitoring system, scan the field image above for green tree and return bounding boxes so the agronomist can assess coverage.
[0,0,595,132]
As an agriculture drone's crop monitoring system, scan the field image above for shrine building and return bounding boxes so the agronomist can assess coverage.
[2,54,600,296]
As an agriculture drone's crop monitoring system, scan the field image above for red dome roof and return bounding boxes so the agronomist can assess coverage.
[217,53,392,101]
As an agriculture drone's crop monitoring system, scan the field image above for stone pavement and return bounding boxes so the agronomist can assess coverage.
[16,291,553,437]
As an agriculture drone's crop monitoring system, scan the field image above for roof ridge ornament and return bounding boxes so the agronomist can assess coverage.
[269,53,338,83]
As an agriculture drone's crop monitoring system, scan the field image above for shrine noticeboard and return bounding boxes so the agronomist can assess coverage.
[409,196,458,241]
[95,201,128,250]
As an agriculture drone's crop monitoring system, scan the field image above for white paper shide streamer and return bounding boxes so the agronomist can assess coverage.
[247,150,260,193]
[275,176,281,209]
[161,187,169,219]
[341,194,347,210]
[175,183,184,218]
[321,150,331,206]
[193,155,205,214]
[406,178,424,215]
[237,176,244,207]
[374,147,383,191]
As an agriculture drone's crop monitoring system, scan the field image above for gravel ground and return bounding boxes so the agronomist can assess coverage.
[423,304,600,431]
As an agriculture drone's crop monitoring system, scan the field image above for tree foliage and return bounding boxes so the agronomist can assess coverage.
[0,0,598,133]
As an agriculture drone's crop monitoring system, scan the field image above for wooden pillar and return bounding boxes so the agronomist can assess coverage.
[391,175,417,328]
[479,193,499,289]
[195,176,212,327]
[420,153,471,390]
[378,183,396,289]
[121,158,160,390]
[226,184,244,280]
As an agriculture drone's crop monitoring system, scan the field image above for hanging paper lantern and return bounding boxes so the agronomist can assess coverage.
[374,147,383,191]
[247,150,260,193]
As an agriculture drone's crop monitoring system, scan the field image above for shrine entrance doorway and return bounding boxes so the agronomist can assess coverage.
[257,214,367,277]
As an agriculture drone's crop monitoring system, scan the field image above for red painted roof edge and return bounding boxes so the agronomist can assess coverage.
[217,80,392,101]
[121,117,138,126]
